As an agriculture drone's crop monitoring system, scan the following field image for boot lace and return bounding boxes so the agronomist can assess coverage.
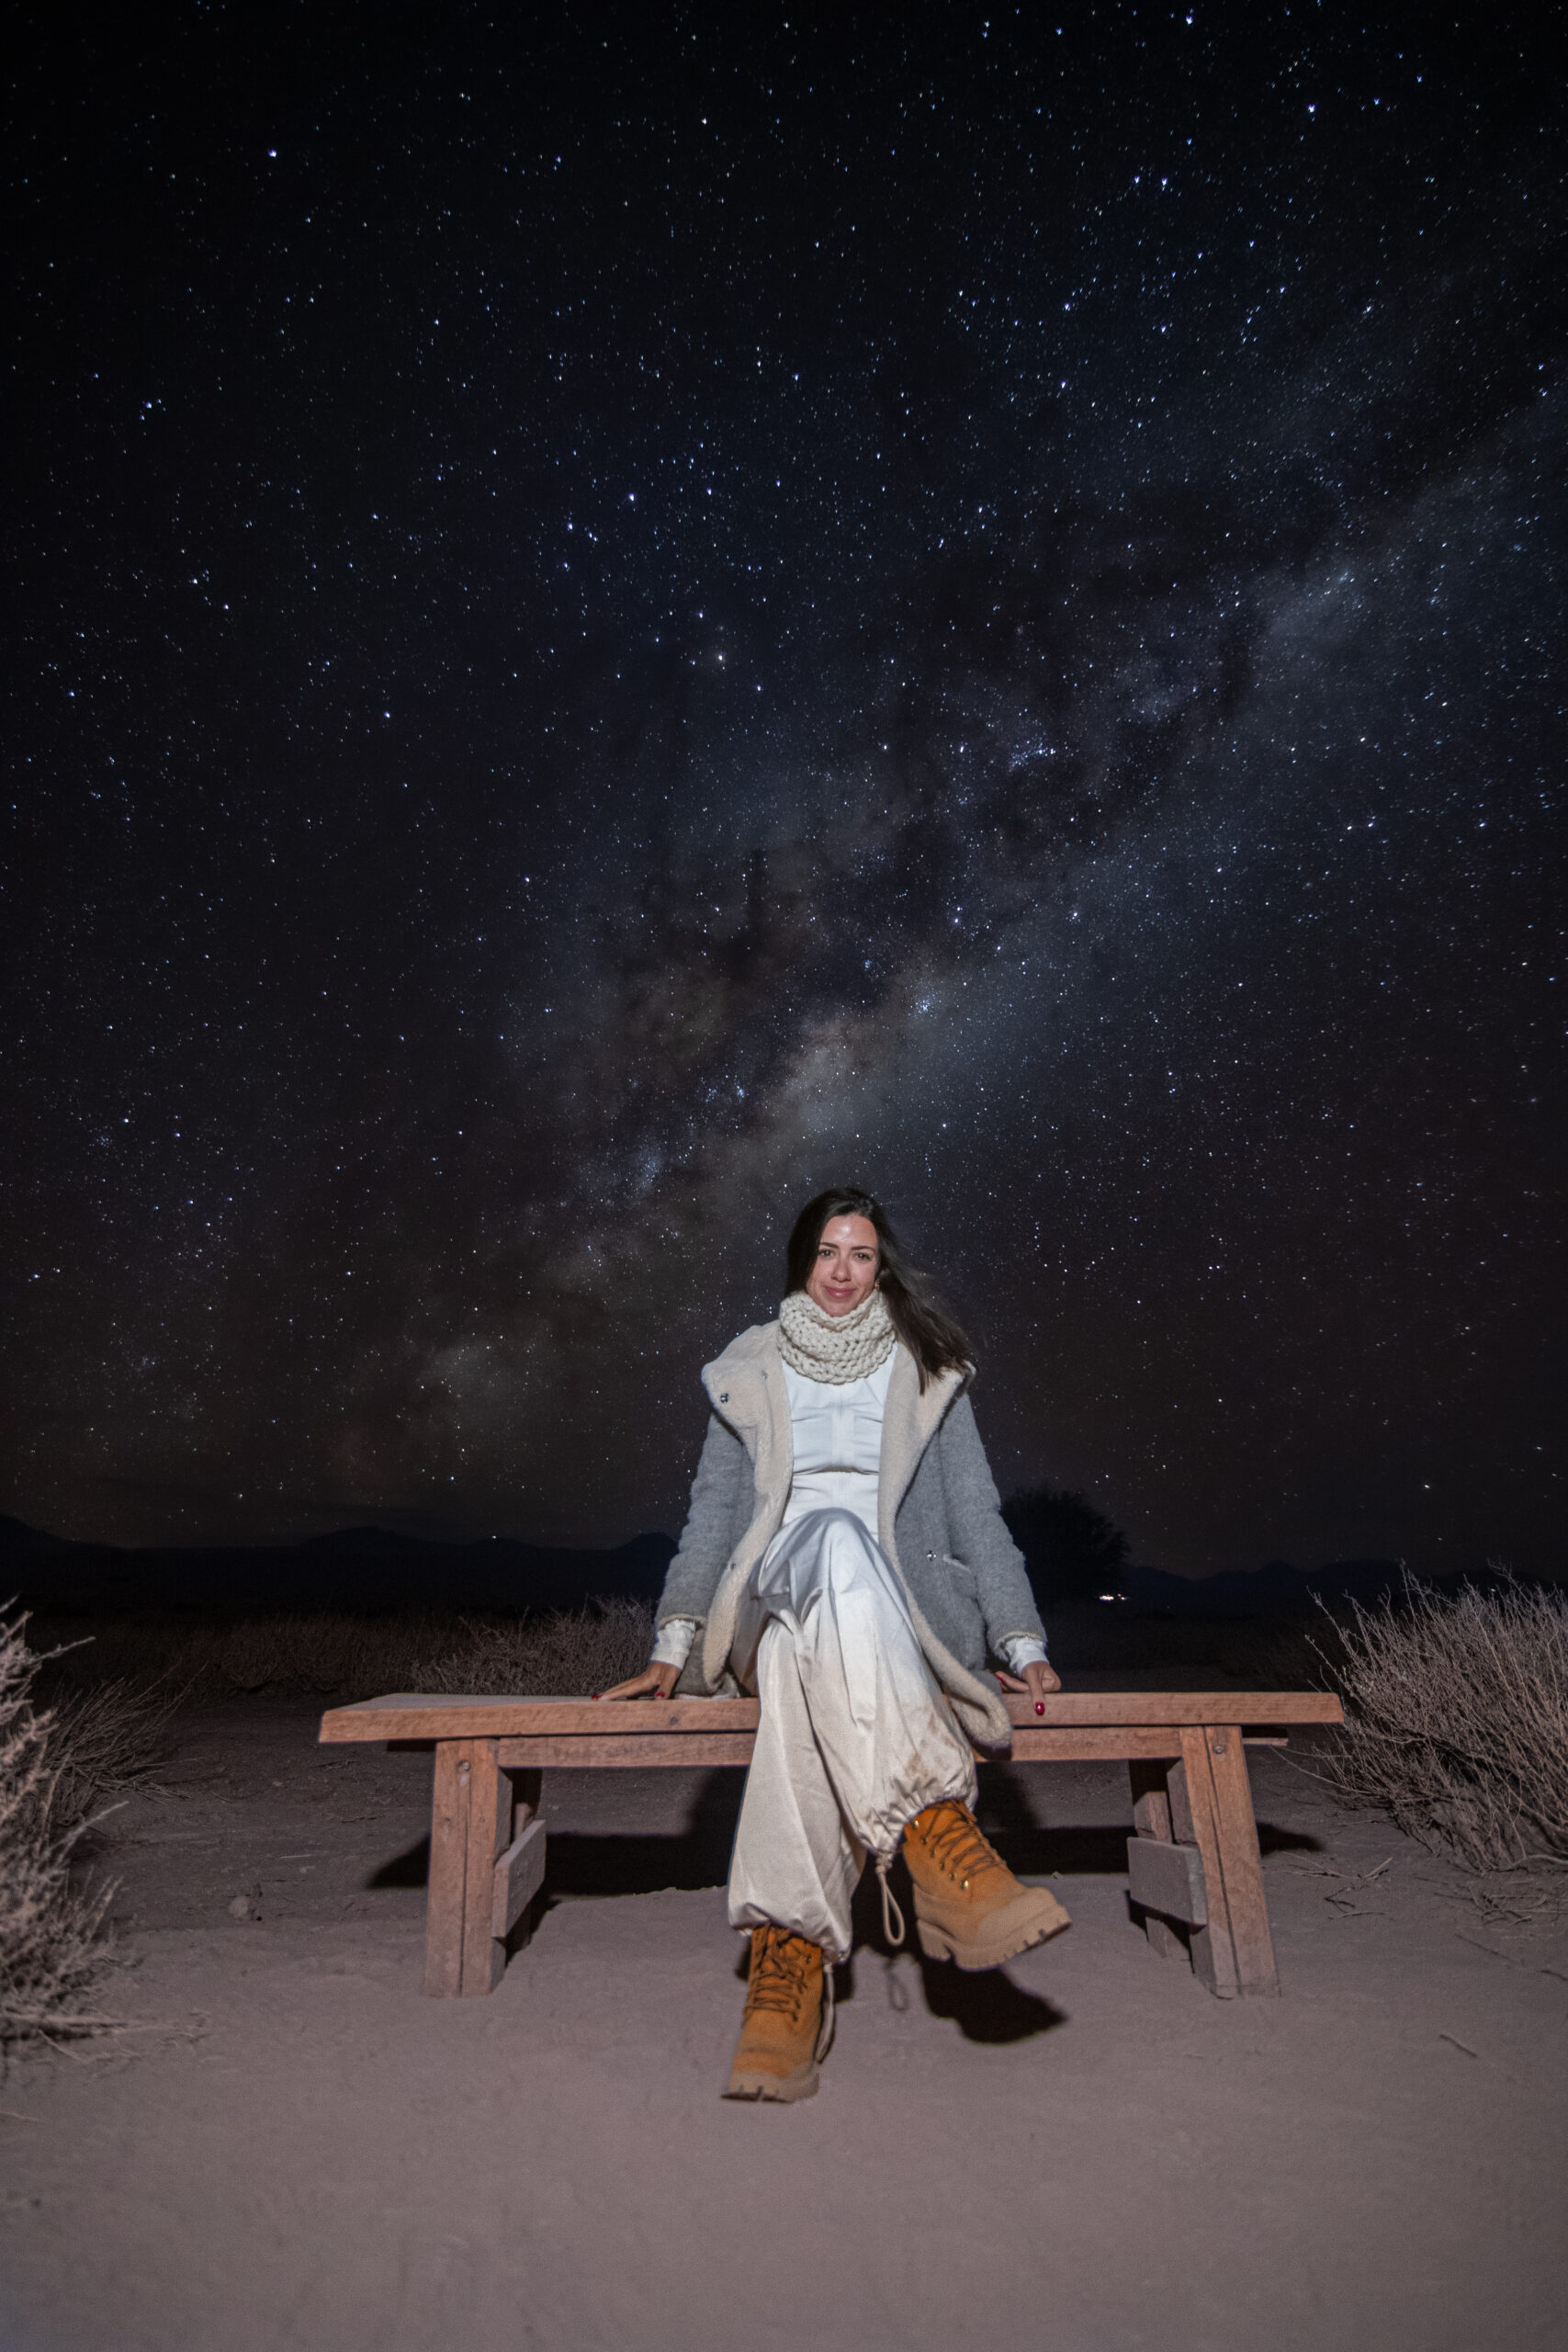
[746,1928,818,2021]
[917,1802,1005,1887]
[746,1928,836,2061]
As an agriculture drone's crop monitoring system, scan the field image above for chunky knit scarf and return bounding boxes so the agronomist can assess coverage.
[778,1285,896,1385]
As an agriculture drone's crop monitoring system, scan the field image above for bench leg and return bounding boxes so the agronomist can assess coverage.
[1202,1724,1279,1996]
[1170,1735,1238,1997]
[423,1742,545,1996]
[424,1740,471,1996]
[458,1738,514,1996]
[1174,1727,1279,1997]
[1127,1758,1188,1962]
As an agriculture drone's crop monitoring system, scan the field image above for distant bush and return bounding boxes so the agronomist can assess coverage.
[418,1599,656,1697]
[1316,1577,1568,1871]
[1003,1485,1130,1604]
[31,1599,660,1706]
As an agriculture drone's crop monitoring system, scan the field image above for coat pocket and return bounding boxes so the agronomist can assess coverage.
[940,1553,981,1601]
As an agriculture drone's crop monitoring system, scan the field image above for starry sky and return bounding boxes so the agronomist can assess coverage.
[6,3,1563,1576]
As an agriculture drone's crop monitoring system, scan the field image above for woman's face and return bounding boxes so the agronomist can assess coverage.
[805,1213,881,1317]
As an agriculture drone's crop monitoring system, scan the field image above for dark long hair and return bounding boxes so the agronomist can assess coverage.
[784,1187,974,1392]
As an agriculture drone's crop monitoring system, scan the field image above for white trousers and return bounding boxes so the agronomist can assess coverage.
[726,1507,978,1962]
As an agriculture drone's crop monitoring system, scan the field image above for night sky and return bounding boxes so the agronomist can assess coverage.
[6,4,1563,1577]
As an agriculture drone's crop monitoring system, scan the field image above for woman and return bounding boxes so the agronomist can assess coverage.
[601,1186,1068,2102]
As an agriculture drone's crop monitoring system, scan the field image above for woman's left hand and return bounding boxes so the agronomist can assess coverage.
[997,1659,1061,1713]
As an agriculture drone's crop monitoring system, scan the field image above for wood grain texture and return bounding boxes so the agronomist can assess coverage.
[1126,1835,1208,1927]
[323,1695,762,1740]
[459,1739,513,1996]
[321,1689,1343,1743]
[423,1742,469,1998]
[491,1815,547,1939]
[495,1732,759,1769]
[1203,1724,1280,1996]
[1003,1692,1341,1728]
[1174,1733,1242,1998]
[1128,1759,1175,1844]
[489,1726,1206,1769]
[1008,1726,1188,1762]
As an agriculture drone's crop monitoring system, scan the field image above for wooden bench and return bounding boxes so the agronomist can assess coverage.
[319,1690,1343,2002]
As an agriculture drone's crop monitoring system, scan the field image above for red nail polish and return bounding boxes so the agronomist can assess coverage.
[1035,1701,1044,1714]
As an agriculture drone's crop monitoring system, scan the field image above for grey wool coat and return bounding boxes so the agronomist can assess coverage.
[656,1320,1044,1747]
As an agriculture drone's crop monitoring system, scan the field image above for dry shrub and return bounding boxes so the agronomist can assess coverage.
[212,1600,659,1699]
[0,1611,118,2041]
[45,1678,183,1829]
[415,1600,656,1696]
[1316,1577,1568,1870]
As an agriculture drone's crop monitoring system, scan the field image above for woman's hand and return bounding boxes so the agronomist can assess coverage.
[595,1662,680,1702]
[997,1659,1062,1714]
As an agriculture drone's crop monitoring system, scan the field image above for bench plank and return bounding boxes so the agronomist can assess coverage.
[321,1690,1342,1744]
[488,1725,1230,1769]
[496,1732,761,1768]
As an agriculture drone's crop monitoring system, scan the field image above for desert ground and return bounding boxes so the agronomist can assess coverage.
[2,1689,1564,2352]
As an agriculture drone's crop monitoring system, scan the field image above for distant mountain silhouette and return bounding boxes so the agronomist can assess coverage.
[1111,1558,1407,1616]
[0,1515,676,1614]
[1077,1558,1563,1614]
[3,1515,1552,1621]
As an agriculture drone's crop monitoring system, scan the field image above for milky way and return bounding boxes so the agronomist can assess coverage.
[6,5,1562,1572]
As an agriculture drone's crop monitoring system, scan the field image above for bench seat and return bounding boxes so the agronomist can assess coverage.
[319,1690,1343,2002]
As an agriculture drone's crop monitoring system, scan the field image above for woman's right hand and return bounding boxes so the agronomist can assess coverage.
[596,1662,680,1701]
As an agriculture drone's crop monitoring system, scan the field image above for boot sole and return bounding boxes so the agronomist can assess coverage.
[723,2064,819,2103]
[915,1892,1072,1973]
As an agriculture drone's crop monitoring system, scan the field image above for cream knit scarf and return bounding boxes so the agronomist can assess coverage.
[778,1285,896,1385]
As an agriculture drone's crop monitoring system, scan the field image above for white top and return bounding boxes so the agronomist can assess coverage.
[650,1349,1046,1677]
[779,1353,893,1544]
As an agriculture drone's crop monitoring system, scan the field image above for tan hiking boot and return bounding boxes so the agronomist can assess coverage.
[902,1799,1071,1971]
[723,1924,832,2103]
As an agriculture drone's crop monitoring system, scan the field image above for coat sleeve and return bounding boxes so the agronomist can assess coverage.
[655,1412,750,1628]
[936,1393,1045,1655]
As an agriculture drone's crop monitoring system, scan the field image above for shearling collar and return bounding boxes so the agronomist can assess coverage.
[700,1319,781,1442]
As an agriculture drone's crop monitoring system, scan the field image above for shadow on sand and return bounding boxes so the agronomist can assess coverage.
[363,1764,1321,2041]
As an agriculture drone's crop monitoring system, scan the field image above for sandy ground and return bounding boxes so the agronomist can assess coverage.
[2,1696,1565,2352]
